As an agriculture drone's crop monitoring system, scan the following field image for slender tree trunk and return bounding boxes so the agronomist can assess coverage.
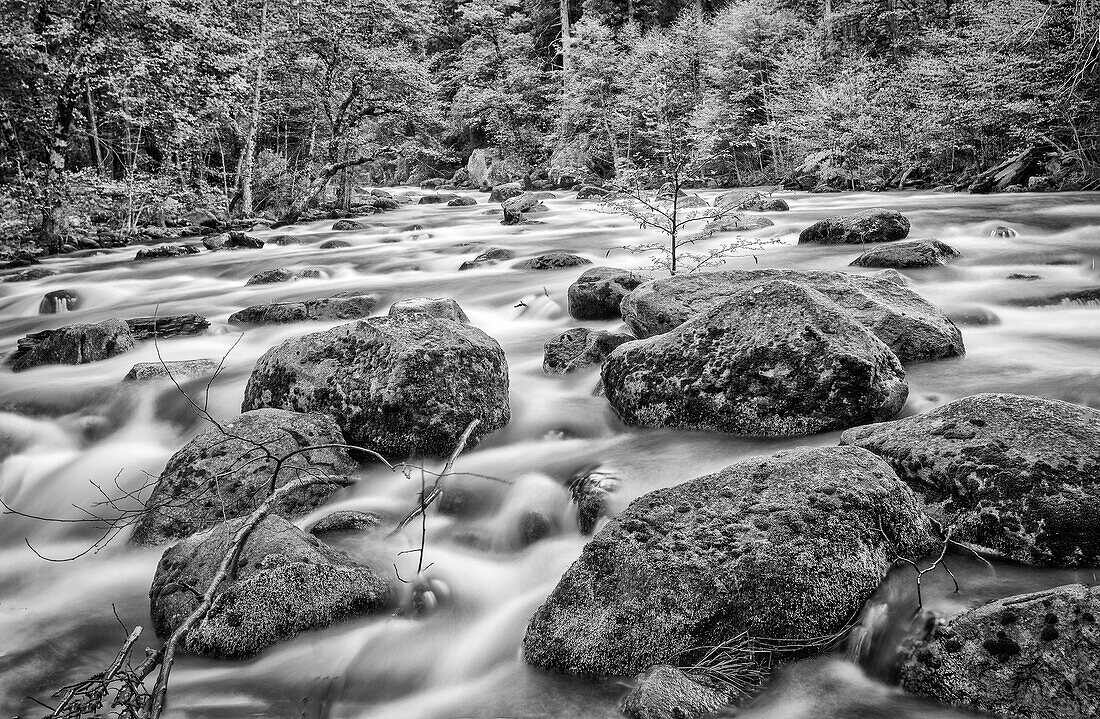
[560,0,571,77]
[240,0,269,218]
[85,83,104,174]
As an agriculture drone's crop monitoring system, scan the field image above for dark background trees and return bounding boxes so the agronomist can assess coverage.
[1,0,1097,250]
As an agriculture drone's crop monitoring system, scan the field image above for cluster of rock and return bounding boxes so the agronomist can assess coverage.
[126,297,514,659]
[522,391,1100,719]
[6,314,211,372]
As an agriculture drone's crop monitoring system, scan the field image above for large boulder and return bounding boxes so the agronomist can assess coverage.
[150,514,391,658]
[576,185,611,200]
[900,584,1100,718]
[619,269,963,363]
[798,209,910,245]
[850,239,960,269]
[228,293,377,326]
[841,393,1100,566]
[513,253,591,271]
[523,446,934,676]
[130,408,357,545]
[9,319,135,372]
[543,328,634,375]
[241,315,510,459]
[388,297,469,323]
[567,266,653,320]
[603,281,907,436]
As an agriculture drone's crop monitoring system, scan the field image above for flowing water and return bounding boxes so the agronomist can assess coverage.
[1,190,1099,718]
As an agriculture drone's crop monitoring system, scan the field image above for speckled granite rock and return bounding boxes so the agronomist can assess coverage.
[150,514,391,657]
[241,315,509,459]
[901,584,1100,718]
[841,393,1100,566]
[523,446,934,676]
[604,281,908,436]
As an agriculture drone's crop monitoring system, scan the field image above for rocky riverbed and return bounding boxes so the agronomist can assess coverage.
[1,188,1099,719]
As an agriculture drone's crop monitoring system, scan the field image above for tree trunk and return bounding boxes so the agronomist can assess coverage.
[239,0,269,218]
[86,83,104,174]
[560,0,571,77]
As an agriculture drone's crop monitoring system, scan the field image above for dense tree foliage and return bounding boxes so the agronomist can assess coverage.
[1,0,1097,248]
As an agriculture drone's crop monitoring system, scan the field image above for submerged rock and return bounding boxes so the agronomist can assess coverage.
[245,268,324,286]
[841,393,1100,566]
[126,314,210,340]
[332,219,370,231]
[447,196,477,207]
[319,239,352,249]
[459,247,515,271]
[2,267,56,282]
[604,281,908,436]
[228,293,377,326]
[38,289,81,314]
[798,209,910,245]
[388,297,469,323]
[620,268,963,363]
[123,358,218,381]
[900,584,1100,718]
[944,306,1000,327]
[9,319,135,372]
[568,465,621,535]
[1006,287,1100,308]
[543,327,634,375]
[620,665,729,719]
[309,510,384,536]
[850,239,960,269]
[514,253,591,271]
[150,514,391,658]
[130,408,357,545]
[567,266,653,320]
[522,446,933,677]
[241,315,510,459]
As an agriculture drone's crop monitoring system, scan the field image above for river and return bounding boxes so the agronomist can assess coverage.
[1,189,1098,718]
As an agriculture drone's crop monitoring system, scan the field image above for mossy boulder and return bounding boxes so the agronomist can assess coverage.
[566,266,653,320]
[850,239,960,269]
[522,446,934,677]
[603,281,908,436]
[123,358,218,381]
[543,327,635,375]
[900,584,1100,718]
[798,208,910,244]
[841,393,1100,566]
[619,268,963,363]
[9,318,135,372]
[241,315,510,459]
[130,408,357,545]
[150,514,392,658]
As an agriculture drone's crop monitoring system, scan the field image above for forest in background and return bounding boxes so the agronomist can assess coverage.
[1,0,1098,253]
